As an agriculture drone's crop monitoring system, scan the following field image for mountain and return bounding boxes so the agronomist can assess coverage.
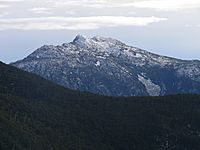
[1,61,200,150]
[12,35,200,96]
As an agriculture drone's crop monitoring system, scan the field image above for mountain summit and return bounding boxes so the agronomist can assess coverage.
[12,35,200,96]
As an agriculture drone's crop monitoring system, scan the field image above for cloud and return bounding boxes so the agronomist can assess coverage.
[0,4,9,8]
[0,0,24,8]
[0,0,199,20]
[65,10,76,15]
[126,0,200,11]
[0,11,9,17]
[185,24,200,28]
[41,0,200,11]
[0,0,24,1]
[45,0,112,8]
[28,7,52,14]
[0,16,167,30]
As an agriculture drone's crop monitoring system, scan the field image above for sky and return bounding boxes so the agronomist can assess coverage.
[0,0,200,63]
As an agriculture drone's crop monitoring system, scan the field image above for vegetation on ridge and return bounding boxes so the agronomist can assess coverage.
[0,62,200,150]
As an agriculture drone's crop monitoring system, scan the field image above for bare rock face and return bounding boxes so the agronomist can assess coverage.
[12,35,200,96]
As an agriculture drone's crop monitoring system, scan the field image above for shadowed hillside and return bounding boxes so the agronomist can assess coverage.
[1,62,200,150]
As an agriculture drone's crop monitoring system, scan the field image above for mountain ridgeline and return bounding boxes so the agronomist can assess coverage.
[1,62,200,150]
[12,35,200,96]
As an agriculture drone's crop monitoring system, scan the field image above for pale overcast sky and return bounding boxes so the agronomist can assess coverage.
[0,0,200,63]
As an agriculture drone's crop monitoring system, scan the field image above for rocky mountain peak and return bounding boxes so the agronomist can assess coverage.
[72,35,125,50]
[12,35,200,96]
[72,34,93,49]
[73,34,88,43]
[91,35,124,44]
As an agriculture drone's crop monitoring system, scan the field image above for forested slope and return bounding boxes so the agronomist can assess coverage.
[1,62,200,150]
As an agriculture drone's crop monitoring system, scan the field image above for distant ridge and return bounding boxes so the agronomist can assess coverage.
[12,35,200,96]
